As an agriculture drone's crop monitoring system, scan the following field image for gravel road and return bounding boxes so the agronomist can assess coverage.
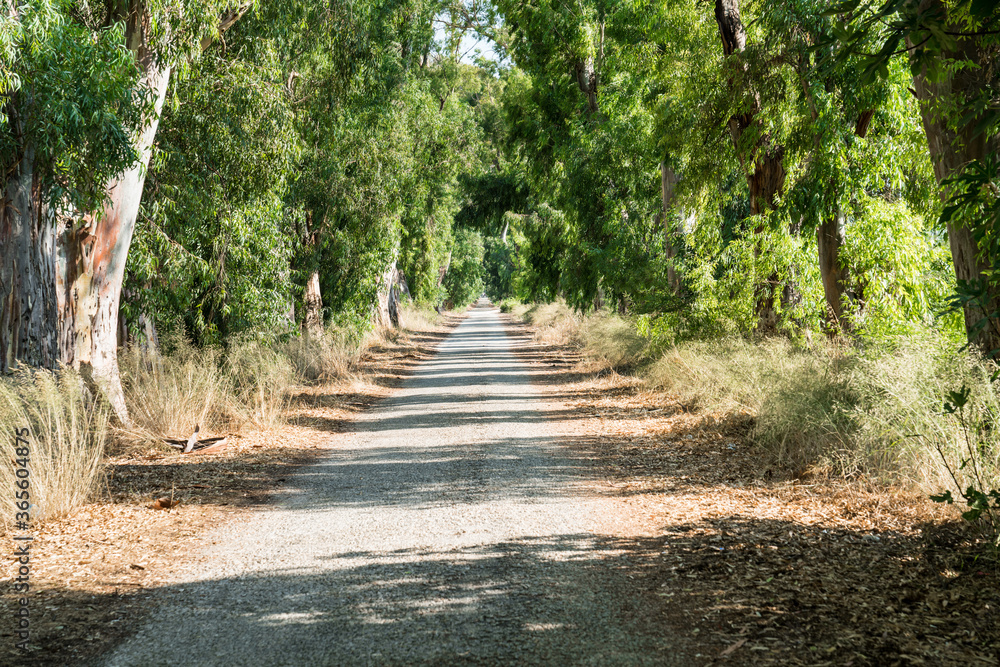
[100,303,679,666]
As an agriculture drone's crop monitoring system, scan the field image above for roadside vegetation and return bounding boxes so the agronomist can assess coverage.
[3,0,1000,660]
[507,302,1000,545]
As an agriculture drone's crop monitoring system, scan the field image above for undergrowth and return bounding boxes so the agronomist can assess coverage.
[0,370,109,525]
[514,300,1000,490]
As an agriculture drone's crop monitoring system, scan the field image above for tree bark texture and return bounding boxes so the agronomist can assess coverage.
[661,162,681,293]
[574,57,598,115]
[909,1,1000,353]
[0,146,61,372]
[714,0,787,332]
[73,64,171,421]
[303,270,323,336]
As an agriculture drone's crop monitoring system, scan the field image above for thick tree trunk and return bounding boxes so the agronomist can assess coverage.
[714,0,787,333]
[303,270,323,336]
[574,57,598,115]
[72,65,171,421]
[909,4,1000,353]
[817,210,848,332]
[1,5,248,424]
[0,62,170,423]
[0,146,61,371]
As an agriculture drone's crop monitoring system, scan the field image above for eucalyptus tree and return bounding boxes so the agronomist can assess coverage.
[1,0,249,421]
[396,65,484,307]
[834,0,1000,355]
[828,0,1000,353]
[127,21,298,346]
[266,0,440,332]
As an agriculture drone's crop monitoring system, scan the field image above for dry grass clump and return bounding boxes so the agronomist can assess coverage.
[523,302,580,346]
[120,340,228,441]
[223,339,295,431]
[578,314,648,369]
[398,305,442,332]
[514,301,1000,488]
[0,370,109,524]
[277,330,361,383]
[646,337,818,414]
[519,303,646,369]
[120,334,296,448]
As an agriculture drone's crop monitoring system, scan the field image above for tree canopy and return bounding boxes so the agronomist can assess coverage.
[2,0,997,366]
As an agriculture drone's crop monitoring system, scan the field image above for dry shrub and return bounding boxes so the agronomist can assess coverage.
[498,298,524,314]
[223,339,295,431]
[578,314,648,369]
[524,302,579,346]
[646,337,794,413]
[0,370,109,524]
[278,330,361,383]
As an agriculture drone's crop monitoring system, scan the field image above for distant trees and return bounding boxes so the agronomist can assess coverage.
[2,0,995,423]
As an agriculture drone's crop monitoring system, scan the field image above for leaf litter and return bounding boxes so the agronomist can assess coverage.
[0,317,460,666]
[504,314,1000,666]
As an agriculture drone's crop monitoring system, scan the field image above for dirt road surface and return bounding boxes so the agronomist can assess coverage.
[100,304,685,666]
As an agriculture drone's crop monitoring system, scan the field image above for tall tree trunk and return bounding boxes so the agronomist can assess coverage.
[1,5,247,424]
[71,64,172,422]
[714,0,787,333]
[0,146,60,372]
[909,1,1000,353]
[0,60,170,423]
[815,112,870,334]
[303,270,323,336]
[574,57,598,115]
[661,162,681,293]
[817,210,848,332]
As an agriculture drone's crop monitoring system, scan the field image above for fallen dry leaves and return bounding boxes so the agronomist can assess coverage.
[505,314,1000,666]
[0,316,460,666]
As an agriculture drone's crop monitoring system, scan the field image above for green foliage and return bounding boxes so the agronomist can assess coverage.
[1,1,149,213]
[932,382,1000,552]
[128,36,297,345]
[444,227,485,307]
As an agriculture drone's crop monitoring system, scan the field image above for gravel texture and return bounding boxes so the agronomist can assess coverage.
[100,304,678,666]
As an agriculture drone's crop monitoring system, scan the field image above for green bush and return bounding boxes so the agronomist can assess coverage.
[443,228,486,308]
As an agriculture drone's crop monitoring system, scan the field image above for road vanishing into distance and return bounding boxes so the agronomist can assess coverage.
[102,303,680,666]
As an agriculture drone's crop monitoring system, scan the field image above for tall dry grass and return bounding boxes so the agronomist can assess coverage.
[120,306,437,447]
[514,300,1000,489]
[120,340,227,441]
[0,370,109,525]
[119,334,296,449]
[398,305,442,332]
[523,302,580,346]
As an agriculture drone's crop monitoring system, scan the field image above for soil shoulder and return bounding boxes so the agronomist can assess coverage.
[1,314,462,666]
[504,312,1000,666]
